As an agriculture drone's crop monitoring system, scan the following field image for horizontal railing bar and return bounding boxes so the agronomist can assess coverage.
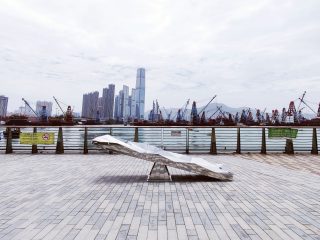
[1,125,320,129]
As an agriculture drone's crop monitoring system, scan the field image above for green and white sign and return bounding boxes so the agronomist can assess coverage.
[268,128,298,139]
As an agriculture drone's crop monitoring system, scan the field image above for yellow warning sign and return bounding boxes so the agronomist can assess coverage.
[20,132,55,145]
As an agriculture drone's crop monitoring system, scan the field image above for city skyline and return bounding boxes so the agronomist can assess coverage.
[1,0,320,113]
[81,68,145,121]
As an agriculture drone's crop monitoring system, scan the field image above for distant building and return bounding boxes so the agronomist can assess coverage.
[118,90,124,119]
[135,68,145,119]
[123,85,129,119]
[0,95,8,118]
[97,97,104,118]
[130,88,136,118]
[81,91,99,118]
[113,85,130,121]
[114,95,120,120]
[36,101,53,117]
[102,84,115,120]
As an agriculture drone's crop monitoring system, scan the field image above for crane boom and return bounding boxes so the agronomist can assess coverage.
[53,96,65,115]
[198,95,217,115]
[162,107,172,120]
[297,91,306,111]
[181,99,190,120]
[299,98,317,115]
[208,106,222,119]
[22,98,38,117]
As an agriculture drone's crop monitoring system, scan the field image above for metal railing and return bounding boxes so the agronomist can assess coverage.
[0,125,319,154]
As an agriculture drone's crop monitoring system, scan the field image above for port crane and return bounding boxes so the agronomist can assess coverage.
[53,96,66,115]
[298,94,318,116]
[175,99,190,122]
[53,96,74,123]
[181,99,190,121]
[198,95,217,118]
[297,91,306,112]
[208,105,223,119]
[22,98,48,122]
[162,107,172,121]
[22,98,38,117]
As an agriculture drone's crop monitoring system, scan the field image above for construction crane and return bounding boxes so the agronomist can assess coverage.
[53,96,65,115]
[181,99,190,121]
[22,98,38,117]
[198,95,217,116]
[299,97,317,115]
[217,106,227,119]
[208,105,222,119]
[162,107,172,120]
[297,91,306,112]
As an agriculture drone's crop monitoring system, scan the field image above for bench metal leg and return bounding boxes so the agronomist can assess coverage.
[148,162,172,182]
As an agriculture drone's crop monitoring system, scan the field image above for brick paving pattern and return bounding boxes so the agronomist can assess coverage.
[0,153,319,240]
[240,153,320,176]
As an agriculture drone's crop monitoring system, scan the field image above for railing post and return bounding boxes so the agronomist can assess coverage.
[83,127,88,154]
[285,139,294,154]
[161,128,164,149]
[311,128,318,155]
[186,128,189,154]
[5,127,13,154]
[236,128,241,154]
[32,127,38,154]
[56,127,64,154]
[261,127,266,154]
[134,127,139,142]
[210,128,217,155]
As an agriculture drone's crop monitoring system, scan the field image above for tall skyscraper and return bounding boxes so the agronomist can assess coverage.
[123,85,129,119]
[129,88,136,118]
[135,68,145,119]
[0,95,8,118]
[102,84,115,120]
[114,95,119,120]
[36,101,53,117]
[97,97,104,117]
[81,91,99,118]
[118,90,124,119]
[114,85,130,121]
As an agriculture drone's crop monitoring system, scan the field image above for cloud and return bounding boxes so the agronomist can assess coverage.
[0,0,320,114]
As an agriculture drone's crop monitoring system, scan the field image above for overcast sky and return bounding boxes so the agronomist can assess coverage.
[1,0,320,114]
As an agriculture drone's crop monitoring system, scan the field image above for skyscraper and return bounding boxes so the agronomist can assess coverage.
[113,85,130,121]
[102,84,115,120]
[118,90,124,119]
[114,95,120,120]
[135,68,145,119]
[130,88,136,118]
[122,85,129,119]
[81,91,99,118]
[97,97,104,118]
[0,95,8,118]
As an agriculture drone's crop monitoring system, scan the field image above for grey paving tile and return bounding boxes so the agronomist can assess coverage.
[0,154,318,240]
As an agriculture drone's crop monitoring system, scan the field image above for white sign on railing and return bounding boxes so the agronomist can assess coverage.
[171,130,182,137]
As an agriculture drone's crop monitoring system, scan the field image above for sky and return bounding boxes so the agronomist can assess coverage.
[1,0,320,115]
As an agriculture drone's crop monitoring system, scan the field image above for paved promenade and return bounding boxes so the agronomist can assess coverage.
[0,153,319,240]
